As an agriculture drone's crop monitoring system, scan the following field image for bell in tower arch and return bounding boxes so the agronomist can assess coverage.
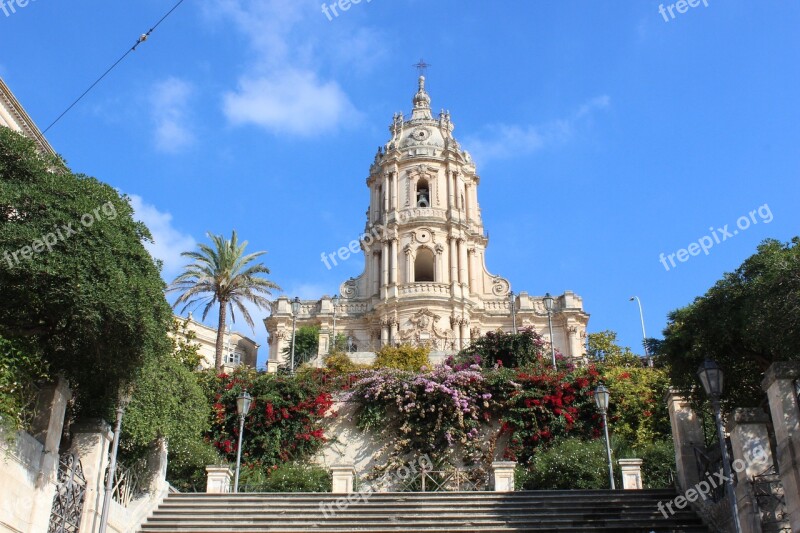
[417,188,430,208]
[416,178,430,208]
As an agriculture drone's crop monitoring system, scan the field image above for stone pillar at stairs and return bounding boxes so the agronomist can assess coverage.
[205,466,232,493]
[665,389,705,492]
[71,419,113,533]
[491,461,517,492]
[728,407,773,533]
[618,459,644,490]
[331,464,356,494]
[761,362,800,532]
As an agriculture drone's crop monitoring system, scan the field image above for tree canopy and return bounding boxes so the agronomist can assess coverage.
[0,128,173,415]
[655,237,800,408]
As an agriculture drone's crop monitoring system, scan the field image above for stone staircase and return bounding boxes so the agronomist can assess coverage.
[139,490,709,532]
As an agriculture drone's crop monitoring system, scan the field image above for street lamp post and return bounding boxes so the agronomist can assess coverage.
[697,360,742,533]
[594,383,615,490]
[233,391,253,493]
[331,295,339,354]
[98,386,133,533]
[629,296,651,366]
[290,297,301,373]
[509,291,517,334]
[543,293,557,370]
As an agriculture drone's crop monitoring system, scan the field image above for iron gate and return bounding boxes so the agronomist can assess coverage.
[48,453,86,533]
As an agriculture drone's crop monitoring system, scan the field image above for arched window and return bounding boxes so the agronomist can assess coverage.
[416,179,430,208]
[414,247,435,282]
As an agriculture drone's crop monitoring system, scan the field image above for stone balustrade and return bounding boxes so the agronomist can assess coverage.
[398,282,450,296]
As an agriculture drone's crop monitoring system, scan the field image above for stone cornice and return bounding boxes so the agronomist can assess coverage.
[0,78,55,155]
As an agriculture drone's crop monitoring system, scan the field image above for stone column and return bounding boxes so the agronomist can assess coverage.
[449,237,458,289]
[665,390,705,491]
[205,466,232,493]
[458,238,468,286]
[388,173,394,211]
[72,419,113,533]
[464,184,472,221]
[405,246,413,284]
[728,408,774,533]
[383,176,389,216]
[491,461,516,492]
[762,362,800,532]
[373,252,380,296]
[331,464,356,494]
[390,320,399,346]
[460,321,470,350]
[390,238,398,285]
[381,241,389,291]
[381,322,389,347]
[468,249,479,294]
[618,459,643,490]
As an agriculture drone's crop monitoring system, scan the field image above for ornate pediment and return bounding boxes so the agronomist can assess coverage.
[398,308,454,349]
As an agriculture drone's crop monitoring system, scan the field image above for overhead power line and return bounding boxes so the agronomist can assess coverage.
[41,0,187,135]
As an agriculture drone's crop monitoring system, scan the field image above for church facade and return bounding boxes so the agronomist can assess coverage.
[265,77,589,371]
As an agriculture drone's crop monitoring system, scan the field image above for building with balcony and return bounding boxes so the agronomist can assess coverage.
[173,314,259,372]
[264,77,589,372]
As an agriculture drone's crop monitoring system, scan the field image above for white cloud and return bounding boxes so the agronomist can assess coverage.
[208,0,360,136]
[464,96,611,164]
[129,194,196,278]
[223,70,357,136]
[150,78,195,152]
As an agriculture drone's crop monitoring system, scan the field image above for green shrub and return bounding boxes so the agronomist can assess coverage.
[0,335,48,434]
[632,439,676,489]
[324,351,365,374]
[240,463,332,492]
[373,344,430,371]
[518,438,617,490]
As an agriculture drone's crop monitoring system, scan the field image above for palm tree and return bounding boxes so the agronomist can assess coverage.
[169,231,280,371]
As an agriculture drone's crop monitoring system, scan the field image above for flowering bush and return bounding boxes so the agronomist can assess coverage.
[207,367,333,467]
[348,365,494,465]
[499,365,603,464]
[348,347,606,470]
[600,364,671,448]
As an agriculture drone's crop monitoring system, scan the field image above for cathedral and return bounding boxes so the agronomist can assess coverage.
[265,77,589,371]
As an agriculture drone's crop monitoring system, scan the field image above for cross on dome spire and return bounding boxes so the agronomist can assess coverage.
[411,62,432,119]
[413,59,430,77]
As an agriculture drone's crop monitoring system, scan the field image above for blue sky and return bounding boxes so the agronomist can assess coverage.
[2,1,798,367]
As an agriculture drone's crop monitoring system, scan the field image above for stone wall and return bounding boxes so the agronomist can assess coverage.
[0,378,170,533]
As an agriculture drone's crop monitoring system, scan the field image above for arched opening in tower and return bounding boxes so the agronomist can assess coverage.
[416,179,430,208]
[414,247,435,282]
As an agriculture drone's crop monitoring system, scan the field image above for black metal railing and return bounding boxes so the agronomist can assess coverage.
[751,464,791,532]
[48,454,86,533]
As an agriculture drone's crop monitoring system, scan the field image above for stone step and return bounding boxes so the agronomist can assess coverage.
[139,490,709,533]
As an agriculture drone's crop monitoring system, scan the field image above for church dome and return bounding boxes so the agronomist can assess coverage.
[380,75,472,165]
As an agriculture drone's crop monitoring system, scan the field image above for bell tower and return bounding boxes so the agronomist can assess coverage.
[349,75,509,346]
[265,76,589,370]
